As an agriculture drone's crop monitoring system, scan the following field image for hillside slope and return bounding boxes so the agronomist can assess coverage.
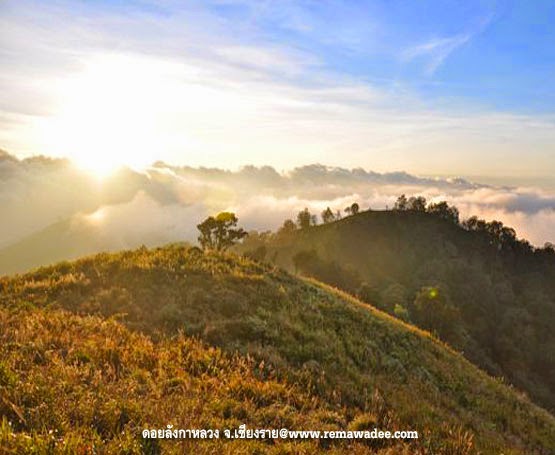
[1,307,416,454]
[1,246,555,454]
[239,210,555,412]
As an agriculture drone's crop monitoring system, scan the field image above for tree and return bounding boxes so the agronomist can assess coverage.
[197,212,247,251]
[277,219,297,237]
[240,230,271,261]
[297,208,317,229]
[380,283,408,313]
[393,304,410,321]
[393,194,408,211]
[357,283,382,307]
[427,201,460,224]
[344,202,359,216]
[463,216,518,250]
[462,216,486,232]
[407,196,427,212]
[412,286,463,345]
[321,207,336,224]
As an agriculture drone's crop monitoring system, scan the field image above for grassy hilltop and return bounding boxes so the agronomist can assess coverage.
[1,245,555,454]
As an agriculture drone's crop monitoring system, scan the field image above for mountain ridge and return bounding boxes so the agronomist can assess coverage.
[237,208,555,413]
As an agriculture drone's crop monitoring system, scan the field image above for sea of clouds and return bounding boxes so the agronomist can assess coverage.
[1,150,554,252]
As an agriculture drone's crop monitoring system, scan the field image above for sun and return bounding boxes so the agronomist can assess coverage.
[41,55,166,177]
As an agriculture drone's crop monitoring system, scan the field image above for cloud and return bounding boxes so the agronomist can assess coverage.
[1,151,553,253]
[213,45,321,77]
[75,191,206,249]
[401,14,493,74]
[402,34,472,74]
[2,0,554,179]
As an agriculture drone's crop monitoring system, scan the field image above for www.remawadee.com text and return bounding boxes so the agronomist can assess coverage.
[142,424,419,440]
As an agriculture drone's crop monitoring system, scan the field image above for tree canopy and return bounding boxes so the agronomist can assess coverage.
[296,208,317,229]
[197,212,247,251]
[321,207,336,224]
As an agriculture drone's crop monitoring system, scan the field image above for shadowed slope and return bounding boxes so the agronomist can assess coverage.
[239,210,555,412]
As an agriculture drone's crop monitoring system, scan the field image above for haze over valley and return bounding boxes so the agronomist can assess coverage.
[1,149,554,276]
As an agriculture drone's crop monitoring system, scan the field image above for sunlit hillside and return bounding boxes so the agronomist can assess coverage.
[1,246,554,454]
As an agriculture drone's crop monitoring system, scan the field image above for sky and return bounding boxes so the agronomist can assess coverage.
[1,0,555,182]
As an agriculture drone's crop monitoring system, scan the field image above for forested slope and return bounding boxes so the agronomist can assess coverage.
[239,209,555,412]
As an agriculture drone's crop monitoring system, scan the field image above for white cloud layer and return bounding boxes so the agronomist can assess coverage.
[1,151,553,253]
